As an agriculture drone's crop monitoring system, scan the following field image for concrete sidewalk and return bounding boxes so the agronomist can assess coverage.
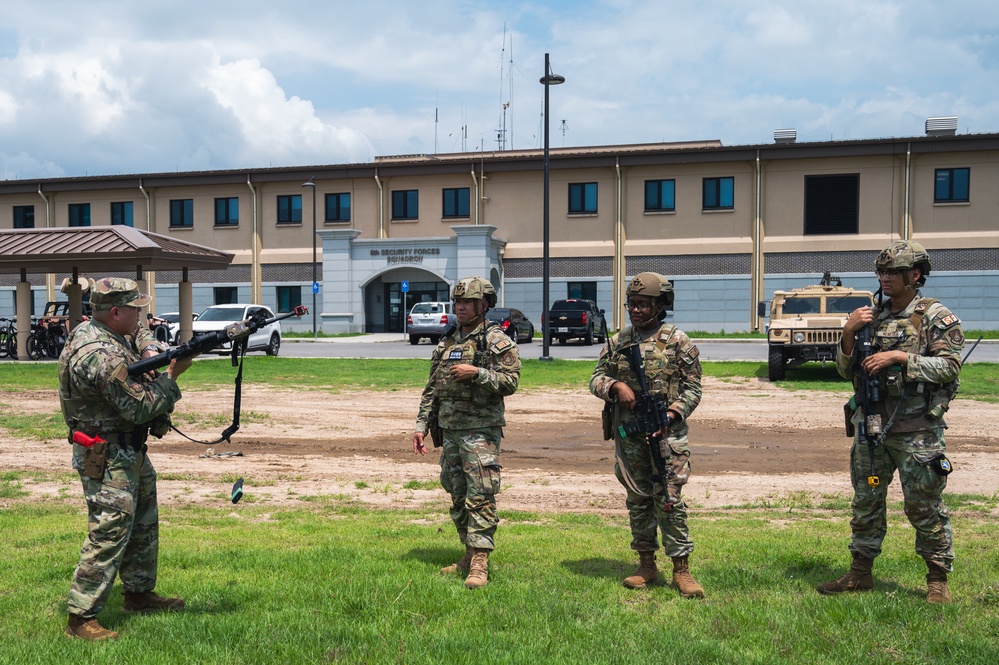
[285,333,408,344]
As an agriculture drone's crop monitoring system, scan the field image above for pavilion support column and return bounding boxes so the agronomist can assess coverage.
[15,272,31,361]
[135,266,150,328]
[178,269,193,344]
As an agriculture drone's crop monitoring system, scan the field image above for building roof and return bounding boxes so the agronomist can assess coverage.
[0,225,234,275]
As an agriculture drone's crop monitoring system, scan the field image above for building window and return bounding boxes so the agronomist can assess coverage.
[277,195,302,224]
[392,190,419,220]
[13,205,34,228]
[110,201,133,226]
[804,174,859,235]
[214,286,238,304]
[68,203,91,227]
[645,179,676,212]
[702,177,734,210]
[277,286,303,313]
[568,281,598,303]
[934,168,970,203]
[170,199,194,228]
[325,193,351,222]
[568,182,598,214]
[442,187,470,218]
[215,197,239,226]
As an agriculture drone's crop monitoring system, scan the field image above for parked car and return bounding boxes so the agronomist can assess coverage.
[150,311,198,345]
[486,307,534,344]
[407,302,453,345]
[544,299,607,345]
[191,304,282,356]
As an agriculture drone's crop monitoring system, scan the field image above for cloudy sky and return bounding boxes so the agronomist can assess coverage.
[1,0,997,179]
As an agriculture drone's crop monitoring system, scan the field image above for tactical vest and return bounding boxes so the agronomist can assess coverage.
[612,324,683,403]
[435,322,501,404]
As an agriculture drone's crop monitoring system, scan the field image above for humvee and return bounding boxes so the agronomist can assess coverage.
[762,273,874,381]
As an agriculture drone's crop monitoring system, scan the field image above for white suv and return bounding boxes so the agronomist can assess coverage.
[191,304,282,356]
[406,302,453,345]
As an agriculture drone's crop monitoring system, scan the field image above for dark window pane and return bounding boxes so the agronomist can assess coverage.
[804,174,859,235]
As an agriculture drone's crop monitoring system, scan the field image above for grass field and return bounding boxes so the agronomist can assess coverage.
[2,358,998,663]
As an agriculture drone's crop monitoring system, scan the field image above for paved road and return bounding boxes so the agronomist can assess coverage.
[283,335,999,363]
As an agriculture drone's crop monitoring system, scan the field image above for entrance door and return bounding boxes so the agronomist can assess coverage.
[384,281,449,332]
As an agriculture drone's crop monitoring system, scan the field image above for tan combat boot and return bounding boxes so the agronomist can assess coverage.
[441,545,473,575]
[65,615,119,641]
[464,549,490,589]
[816,554,874,594]
[622,551,658,589]
[122,590,185,613]
[671,556,705,599]
[926,562,952,604]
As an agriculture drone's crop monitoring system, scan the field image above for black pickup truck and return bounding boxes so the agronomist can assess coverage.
[545,299,607,345]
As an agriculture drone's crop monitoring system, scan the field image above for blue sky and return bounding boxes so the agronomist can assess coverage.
[1,0,998,179]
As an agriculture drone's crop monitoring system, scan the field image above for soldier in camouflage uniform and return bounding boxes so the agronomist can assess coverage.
[818,241,964,604]
[413,276,520,589]
[590,273,705,598]
[59,278,195,640]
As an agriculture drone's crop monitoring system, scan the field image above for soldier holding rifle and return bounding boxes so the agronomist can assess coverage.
[818,241,964,603]
[590,273,705,598]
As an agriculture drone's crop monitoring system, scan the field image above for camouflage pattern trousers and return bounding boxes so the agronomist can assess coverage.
[614,433,694,557]
[439,426,502,551]
[68,443,159,617]
[849,429,954,571]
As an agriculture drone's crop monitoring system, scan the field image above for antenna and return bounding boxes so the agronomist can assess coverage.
[560,119,567,146]
[496,24,507,150]
[508,34,515,149]
[435,103,439,154]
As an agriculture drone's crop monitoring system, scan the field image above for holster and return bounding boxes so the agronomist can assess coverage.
[82,440,109,480]
[843,399,856,438]
[428,411,443,448]
[601,402,614,441]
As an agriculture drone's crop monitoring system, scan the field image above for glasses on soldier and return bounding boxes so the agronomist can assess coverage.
[625,300,653,312]
[875,268,905,277]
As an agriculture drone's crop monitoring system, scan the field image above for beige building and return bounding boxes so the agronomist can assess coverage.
[3,129,999,332]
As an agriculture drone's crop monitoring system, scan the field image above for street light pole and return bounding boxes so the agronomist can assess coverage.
[302,177,317,338]
[539,52,564,362]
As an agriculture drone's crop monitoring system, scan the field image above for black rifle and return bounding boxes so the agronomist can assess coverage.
[854,324,883,488]
[617,342,674,484]
[127,305,307,376]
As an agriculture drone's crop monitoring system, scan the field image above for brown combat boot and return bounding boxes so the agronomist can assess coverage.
[441,545,473,575]
[926,562,952,604]
[464,549,490,589]
[623,551,658,589]
[671,556,705,599]
[816,553,874,594]
[122,590,185,613]
[65,615,119,641]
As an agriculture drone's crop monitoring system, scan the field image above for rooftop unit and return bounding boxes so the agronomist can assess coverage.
[774,128,797,144]
[925,117,958,136]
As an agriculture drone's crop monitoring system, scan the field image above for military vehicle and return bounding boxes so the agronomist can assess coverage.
[762,273,874,381]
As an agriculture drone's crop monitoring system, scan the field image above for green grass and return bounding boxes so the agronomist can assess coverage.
[0,502,997,664]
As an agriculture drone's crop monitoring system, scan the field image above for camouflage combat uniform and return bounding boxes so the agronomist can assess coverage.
[415,321,520,551]
[836,292,964,570]
[59,317,178,618]
[590,323,703,556]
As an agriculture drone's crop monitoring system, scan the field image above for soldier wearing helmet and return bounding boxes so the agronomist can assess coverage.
[413,276,520,590]
[818,241,964,604]
[589,273,705,598]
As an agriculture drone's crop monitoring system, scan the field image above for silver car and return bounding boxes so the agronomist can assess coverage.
[407,301,453,345]
[191,304,282,355]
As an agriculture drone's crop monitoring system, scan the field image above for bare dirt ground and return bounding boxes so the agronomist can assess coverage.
[3,377,999,514]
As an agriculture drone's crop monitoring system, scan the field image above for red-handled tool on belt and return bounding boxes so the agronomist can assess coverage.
[72,431,107,448]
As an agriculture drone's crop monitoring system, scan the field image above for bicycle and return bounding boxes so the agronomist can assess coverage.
[0,317,14,358]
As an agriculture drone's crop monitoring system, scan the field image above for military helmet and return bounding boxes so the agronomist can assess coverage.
[451,276,497,307]
[876,240,931,284]
[626,272,675,315]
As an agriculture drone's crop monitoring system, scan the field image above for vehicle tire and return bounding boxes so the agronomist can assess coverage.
[768,346,786,381]
[429,335,440,345]
[584,327,594,346]
[524,325,534,343]
[558,337,566,345]
[266,333,281,356]
[409,335,420,345]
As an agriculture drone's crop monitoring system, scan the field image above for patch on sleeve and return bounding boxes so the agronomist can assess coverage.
[947,328,965,346]
[111,362,145,399]
[490,336,514,354]
[937,313,960,328]
[498,350,519,368]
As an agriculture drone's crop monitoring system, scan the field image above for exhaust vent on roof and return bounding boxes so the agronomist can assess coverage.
[925,117,957,136]
[774,128,796,144]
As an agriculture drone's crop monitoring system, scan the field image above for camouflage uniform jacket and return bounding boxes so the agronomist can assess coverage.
[58,320,180,437]
[590,323,702,435]
[836,292,964,433]
[415,322,521,432]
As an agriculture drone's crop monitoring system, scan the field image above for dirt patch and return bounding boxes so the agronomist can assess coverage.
[3,378,999,513]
